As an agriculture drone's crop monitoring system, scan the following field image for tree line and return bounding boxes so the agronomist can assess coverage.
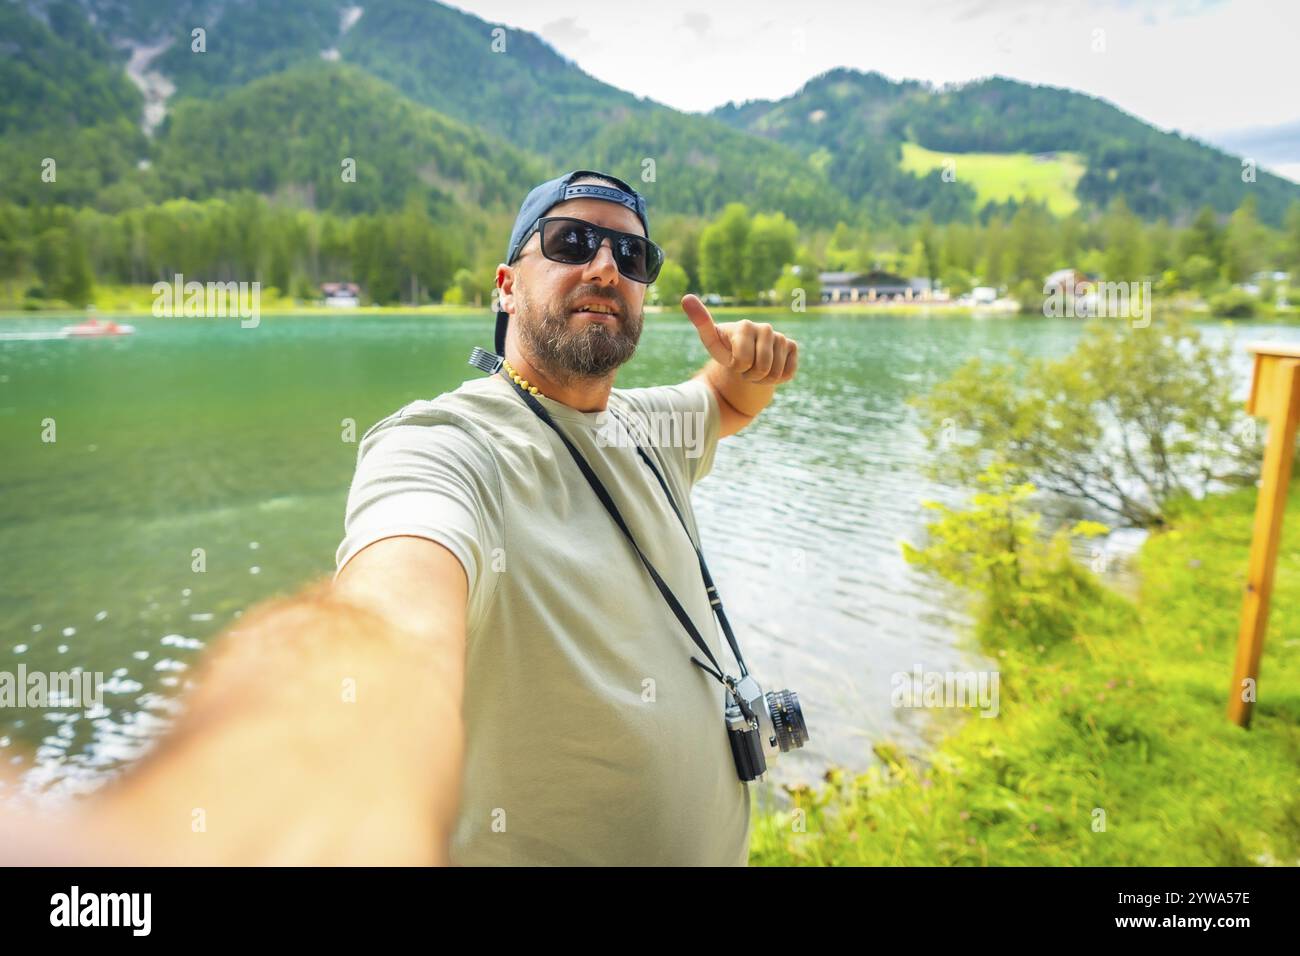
[3,190,1298,311]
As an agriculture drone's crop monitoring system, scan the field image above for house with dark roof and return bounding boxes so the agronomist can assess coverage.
[819,271,933,303]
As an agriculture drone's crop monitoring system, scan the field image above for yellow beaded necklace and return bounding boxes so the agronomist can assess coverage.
[501,357,543,398]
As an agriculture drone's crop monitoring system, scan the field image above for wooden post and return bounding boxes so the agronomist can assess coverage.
[1228,343,1300,728]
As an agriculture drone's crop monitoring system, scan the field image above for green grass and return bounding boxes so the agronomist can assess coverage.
[751,481,1300,865]
[900,142,1086,217]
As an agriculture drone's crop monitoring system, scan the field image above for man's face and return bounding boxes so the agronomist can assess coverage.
[501,191,648,383]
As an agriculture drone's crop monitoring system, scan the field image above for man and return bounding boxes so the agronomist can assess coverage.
[335,169,798,866]
[0,170,799,868]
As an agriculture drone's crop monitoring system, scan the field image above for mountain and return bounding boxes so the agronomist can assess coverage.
[153,60,545,216]
[0,3,147,207]
[3,0,1298,226]
[0,0,140,134]
[710,68,1300,226]
[340,0,857,225]
[0,0,849,227]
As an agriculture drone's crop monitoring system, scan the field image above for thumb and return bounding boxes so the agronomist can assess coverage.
[682,294,732,366]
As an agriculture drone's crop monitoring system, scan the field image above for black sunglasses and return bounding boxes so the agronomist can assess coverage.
[516,216,664,284]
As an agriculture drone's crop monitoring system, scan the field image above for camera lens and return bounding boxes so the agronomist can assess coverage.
[766,689,809,752]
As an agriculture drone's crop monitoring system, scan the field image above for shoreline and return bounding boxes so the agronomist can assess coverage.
[2,304,1293,323]
[0,301,996,319]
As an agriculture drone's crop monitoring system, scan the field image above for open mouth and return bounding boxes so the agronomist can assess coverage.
[571,301,620,322]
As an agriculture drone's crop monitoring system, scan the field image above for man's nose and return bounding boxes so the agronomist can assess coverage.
[583,237,621,283]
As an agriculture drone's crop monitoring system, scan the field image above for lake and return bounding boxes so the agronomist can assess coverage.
[1,310,1295,808]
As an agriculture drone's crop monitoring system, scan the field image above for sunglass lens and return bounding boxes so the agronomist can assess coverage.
[640,243,663,283]
[613,234,648,281]
[542,220,599,264]
[614,234,663,283]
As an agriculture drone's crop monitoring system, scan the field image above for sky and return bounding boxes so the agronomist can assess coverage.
[450,0,1300,183]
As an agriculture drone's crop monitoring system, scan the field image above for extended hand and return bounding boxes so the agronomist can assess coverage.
[682,294,798,385]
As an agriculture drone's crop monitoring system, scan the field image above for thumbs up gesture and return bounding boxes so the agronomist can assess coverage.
[682,294,799,385]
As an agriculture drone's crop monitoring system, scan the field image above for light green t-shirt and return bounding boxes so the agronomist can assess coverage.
[336,369,751,866]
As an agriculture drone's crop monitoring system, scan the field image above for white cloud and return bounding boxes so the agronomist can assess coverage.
[678,11,714,42]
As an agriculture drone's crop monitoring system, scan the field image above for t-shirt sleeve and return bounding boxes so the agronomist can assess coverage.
[615,376,723,487]
[334,413,503,631]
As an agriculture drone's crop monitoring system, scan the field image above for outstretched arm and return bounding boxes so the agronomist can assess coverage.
[2,536,469,866]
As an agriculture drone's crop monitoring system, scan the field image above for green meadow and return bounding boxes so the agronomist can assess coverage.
[751,479,1300,866]
[900,143,1088,218]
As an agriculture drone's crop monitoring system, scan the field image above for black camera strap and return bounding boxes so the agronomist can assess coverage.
[605,403,750,676]
[468,348,749,692]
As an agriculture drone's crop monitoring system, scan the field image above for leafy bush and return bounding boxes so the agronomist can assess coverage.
[1208,287,1258,317]
[910,314,1263,526]
[901,461,1112,648]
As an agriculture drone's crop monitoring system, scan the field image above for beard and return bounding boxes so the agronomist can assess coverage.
[514,281,643,385]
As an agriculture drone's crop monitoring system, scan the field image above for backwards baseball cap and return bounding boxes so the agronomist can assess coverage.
[493,169,651,355]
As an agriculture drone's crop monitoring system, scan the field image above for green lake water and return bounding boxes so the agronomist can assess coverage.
[1,310,1294,800]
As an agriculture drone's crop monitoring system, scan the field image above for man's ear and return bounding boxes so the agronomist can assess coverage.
[495,264,515,314]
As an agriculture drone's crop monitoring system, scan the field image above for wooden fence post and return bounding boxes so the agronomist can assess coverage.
[1229,343,1300,728]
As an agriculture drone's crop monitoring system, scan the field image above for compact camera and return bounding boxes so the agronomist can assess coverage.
[723,674,809,782]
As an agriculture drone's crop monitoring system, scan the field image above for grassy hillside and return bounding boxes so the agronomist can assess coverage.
[711,70,978,222]
[909,77,1296,224]
[899,143,1086,217]
[713,68,1300,226]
